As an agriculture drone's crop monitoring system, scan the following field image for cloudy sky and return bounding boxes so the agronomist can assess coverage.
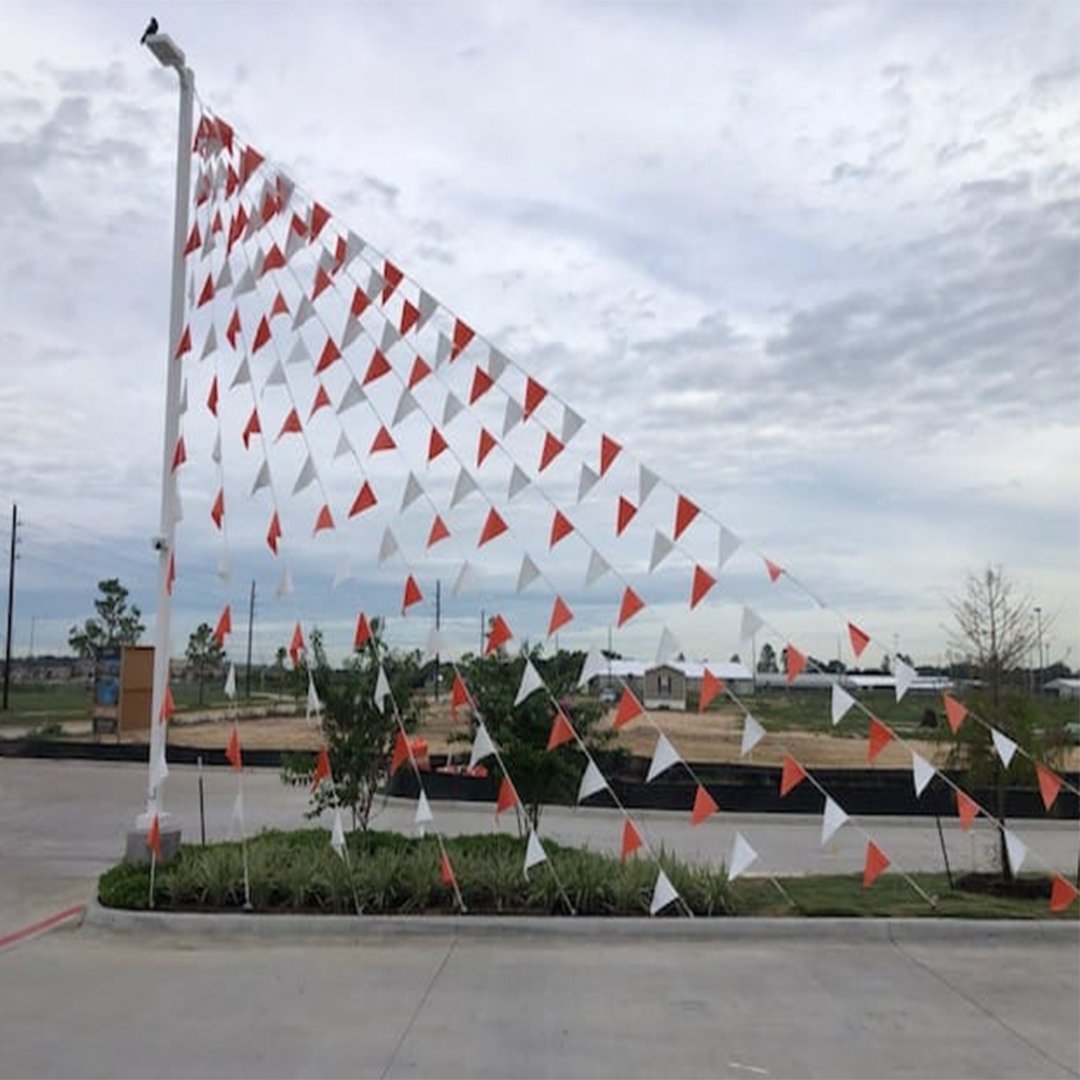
[1,1,1077,673]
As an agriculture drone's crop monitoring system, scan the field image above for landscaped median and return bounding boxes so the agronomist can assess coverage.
[98,829,1079,919]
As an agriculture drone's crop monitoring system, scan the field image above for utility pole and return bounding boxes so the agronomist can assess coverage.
[2,503,17,711]
[434,579,441,701]
[245,579,256,701]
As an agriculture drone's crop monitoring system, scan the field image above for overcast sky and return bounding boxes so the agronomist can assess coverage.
[1,1,1077,673]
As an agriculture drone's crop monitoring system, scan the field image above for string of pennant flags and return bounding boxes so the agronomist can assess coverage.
[142,103,1077,916]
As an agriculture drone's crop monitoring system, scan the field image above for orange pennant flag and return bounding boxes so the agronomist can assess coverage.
[613,688,643,730]
[439,850,457,888]
[547,711,575,751]
[400,299,420,335]
[313,504,334,535]
[408,355,431,389]
[867,718,894,763]
[309,202,331,239]
[212,605,232,646]
[316,336,341,374]
[289,623,305,666]
[428,427,449,462]
[166,551,176,596]
[539,432,564,472]
[523,376,547,418]
[402,575,423,613]
[848,622,870,659]
[690,565,716,610]
[548,596,573,636]
[349,481,377,517]
[621,818,643,863]
[956,790,979,831]
[495,777,517,815]
[309,384,332,418]
[363,348,392,385]
[1050,875,1079,913]
[427,515,450,548]
[451,318,474,360]
[785,644,807,684]
[277,408,302,439]
[550,510,574,548]
[673,495,699,540]
[1036,764,1062,812]
[451,673,470,717]
[170,435,186,471]
[691,784,719,826]
[251,315,271,354]
[779,756,806,797]
[161,685,175,723]
[765,558,783,582]
[349,285,370,317]
[225,724,242,772]
[242,408,261,449]
[269,289,289,317]
[617,586,644,628]
[210,488,225,530]
[311,746,331,791]
[354,613,371,650]
[311,266,333,300]
[370,426,396,453]
[469,366,494,404]
[477,428,497,467]
[699,668,723,712]
[147,814,162,858]
[390,731,410,776]
[266,511,282,555]
[942,693,967,734]
[478,508,508,547]
[863,841,890,888]
[174,325,192,359]
[616,496,637,536]
[599,434,621,476]
[485,614,512,655]
[206,376,219,417]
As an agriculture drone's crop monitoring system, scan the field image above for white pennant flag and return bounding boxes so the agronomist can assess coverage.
[912,753,935,797]
[276,564,294,598]
[740,714,765,757]
[217,547,231,584]
[285,224,305,261]
[507,464,531,501]
[434,332,452,368]
[215,260,233,290]
[285,338,309,366]
[577,463,600,504]
[728,831,758,882]
[646,733,682,782]
[488,346,509,381]
[561,405,585,444]
[200,324,218,361]
[392,388,418,426]
[232,266,255,297]
[469,722,495,770]
[991,729,1017,768]
[333,432,353,460]
[1004,829,1027,874]
[380,322,401,355]
[366,269,385,304]
[638,464,660,506]
[178,379,188,415]
[450,468,478,508]
[739,606,764,645]
[229,357,251,389]
[251,460,271,495]
[224,663,236,701]
[584,549,610,587]
[306,673,322,720]
[442,391,464,426]
[229,788,245,839]
[655,627,680,665]
[831,683,856,726]
[171,479,183,524]
[821,797,849,846]
[893,657,917,702]
[148,743,169,790]
[577,760,607,803]
[341,313,364,349]
[416,289,437,330]
[524,830,547,877]
[292,454,317,495]
[374,666,392,714]
[330,807,346,859]
[211,432,222,464]
[452,560,477,597]
[516,554,541,594]
[415,790,434,827]
[515,658,544,706]
[424,627,450,662]
[292,295,316,329]
[378,527,399,564]
[342,229,364,269]
[649,869,679,916]
[336,379,365,414]
[502,396,523,436]
[401,472,424,512]
[577,646,606,689]
[649,531,674,573]
[261,359,287,393]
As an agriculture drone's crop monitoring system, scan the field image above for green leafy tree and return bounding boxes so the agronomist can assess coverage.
[68,578,145,659]
[283,629,424,830]
[185,623,226,706]
[457,648,615,833]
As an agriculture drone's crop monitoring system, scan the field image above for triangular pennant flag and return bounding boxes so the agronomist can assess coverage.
[400,298,420,336]
[514,658,544,706]
[178,379,188,415]
[289,622,305,666]
[539,432,565,472]
[225,723,242,772]
[170,436,187,471]
[649,869,680,916]
[485,614,512,655]
[427,426,449,462]
[599,434,621,476]
[442,391,464,426]
[424,627,450,663]
[212,605,232,646]
[147,813,162,858]
[516,554,541,594]
[450,468,478,508]
[306,673,322,719]
[612,688,643,729]
[477,428,497,467]
[638,465,659,506]
[584,550,610,588]
[691,785,719,826]
[1004,829,1027,874]
[548,596,573,636]
[315,336,341,375]
[616,496,637,536]
[450,318,475,360]
[277,564,294,599]
[439,849,456,888]
[524,830,547,876]
[764,558,783,583]
[617,587,645,627]
[1050,875,1079,913]
[224,663,236,701]
[374,666,392,714]
[392,389,419,427]
[381,319,402,355]
[646,733,682,782]
[1036,764,1062,812]
[621,819,643,863]
[728,832,758,881]
[336,380,365,415]
[523,376,547,419]
[577,760,608,803]
[507,464,531,501]
[210,488,225,530]
[452,560,476,597]
[277,407,302,440]
[821,797,849,846]
[400,472,424,512]
[286,338,310,367]
[408,355,432,389]
[577,646,606,689]
[266,511,282,554]
[891,656,916,702]
[863,841,890,888]
[912,753,936,797]
[550,510,574,548]
[956,790,979,830]
[717,525,741,570]
[292,454,317,495]
[502,396,523,436]
[330,807,346,859]
[943,693,967,734]
[427,515,450,548]
[831,683,856,725]
[655,627,680,665]
[739,606,764,645]
[378,527,400,565]
[211,431,222,464]
[487,345,509,380]
[848,623,871,659]
[868,718,895,762]
[673,495,699,540]
[310,745,330,790]
[700,668,724,712]
[415,790,434,827]
[785,644,807,684]
[261,359,287,393]
[341,311,364,349]
[349,481,378,517]
[468,721,494,773]
[452,672,471,718]
[561,405,585,444]
[547,711,575,751]
[478,507,509,547]
[577,463,600,503]
[390,731,410,775]
[469,365,494,404]
[649,531,675,573]
[370,426,396,453]
[992,728,1017,768]
[740,714,765,757]
[354,613,372,651]
[200,324,218,361]
[690,565,716,610]
[780,755,807,797]
[495,777,517,815]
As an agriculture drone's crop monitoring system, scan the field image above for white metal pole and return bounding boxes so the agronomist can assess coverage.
[141,36,194,827]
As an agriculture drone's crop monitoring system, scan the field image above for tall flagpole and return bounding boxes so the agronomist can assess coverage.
[140,31,194,832]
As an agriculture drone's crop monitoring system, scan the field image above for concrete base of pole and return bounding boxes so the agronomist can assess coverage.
[124,827,182,866]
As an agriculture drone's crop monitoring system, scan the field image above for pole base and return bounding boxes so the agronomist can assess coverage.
[125,827,182,866]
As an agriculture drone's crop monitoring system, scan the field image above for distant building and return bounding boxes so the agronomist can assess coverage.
[1045,677,1080,700]
[586,659,752,710]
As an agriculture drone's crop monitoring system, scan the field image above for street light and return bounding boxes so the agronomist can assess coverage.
[135,31,194,841]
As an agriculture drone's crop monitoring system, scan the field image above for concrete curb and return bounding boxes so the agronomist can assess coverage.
[84,897,1079,945]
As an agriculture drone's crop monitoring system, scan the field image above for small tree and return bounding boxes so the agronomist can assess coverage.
[68,578,145,659]
[185,623,226,706]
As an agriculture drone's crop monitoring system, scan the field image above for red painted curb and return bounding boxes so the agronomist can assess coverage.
[0,903,86,953]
